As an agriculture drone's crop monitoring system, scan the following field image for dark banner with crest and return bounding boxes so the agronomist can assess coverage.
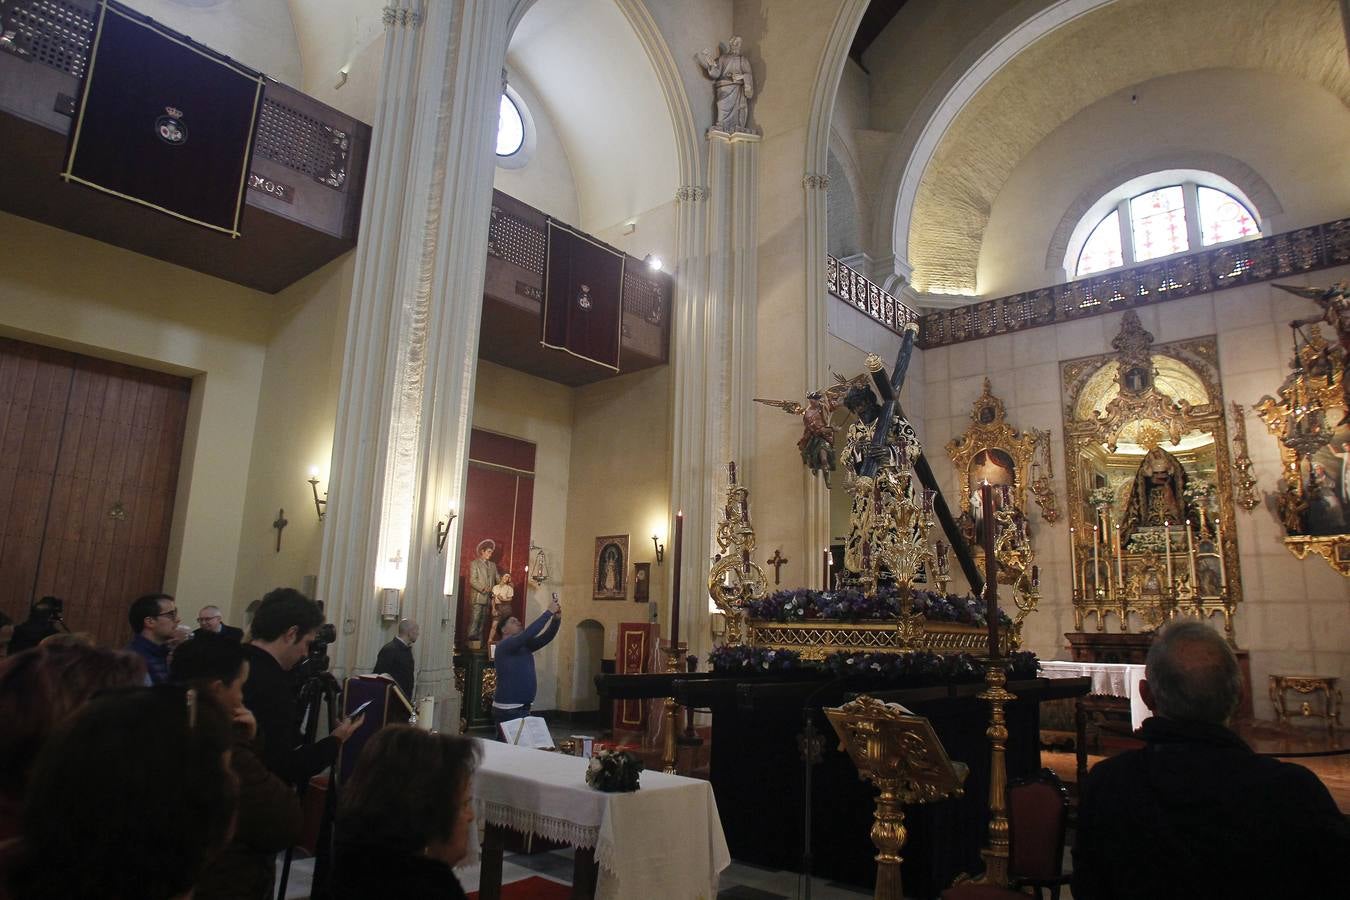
[541,220,626,371]
[62,1,264,237]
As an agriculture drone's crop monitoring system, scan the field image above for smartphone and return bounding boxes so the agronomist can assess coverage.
[349,699,374,719]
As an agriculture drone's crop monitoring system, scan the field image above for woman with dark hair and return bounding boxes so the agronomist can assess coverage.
[0,643,147,839]
[171,632,302,900]
[4,686,238,900]
[334,726,480,899]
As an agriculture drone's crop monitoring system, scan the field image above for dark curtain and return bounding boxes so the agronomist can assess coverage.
[541,220,626,371]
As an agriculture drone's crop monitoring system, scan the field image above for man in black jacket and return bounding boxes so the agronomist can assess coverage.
[373,618,418,701]
[194,605,244,642]
[1073,620,1350,899]
[241,588,362,787]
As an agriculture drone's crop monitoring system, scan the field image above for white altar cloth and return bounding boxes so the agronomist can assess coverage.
[468,739,731,899]
[1040,660,1151,729]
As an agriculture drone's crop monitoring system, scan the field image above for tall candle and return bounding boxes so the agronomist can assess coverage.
[823,547,832,591]
[1092,524,1100,598]
[1186,520,1198,587]
[1164,520,1173,589]
[1069,527,1079,598]
[981,482,999,658]
[1215,517,1228,588]
[1114,523,1124,591]
[670,511,683,648]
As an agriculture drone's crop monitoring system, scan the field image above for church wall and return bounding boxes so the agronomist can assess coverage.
[230,254,354,626]
[469,360,576,712]
[557,365,671,711]
[918,265,1350,719]
[493,68,582,226]
[0,211,273,622]
[978,68,1350,298]
[591,199,678,268]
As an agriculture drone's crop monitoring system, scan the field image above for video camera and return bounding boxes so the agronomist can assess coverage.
[298,622,338,675]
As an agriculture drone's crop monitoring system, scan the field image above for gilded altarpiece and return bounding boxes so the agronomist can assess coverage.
[1060,312,1243,639]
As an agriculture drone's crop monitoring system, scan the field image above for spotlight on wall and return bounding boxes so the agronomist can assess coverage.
[307,467,328,522]
[652,533,666,564]
[436,506,458,554]
[643,253,663,271]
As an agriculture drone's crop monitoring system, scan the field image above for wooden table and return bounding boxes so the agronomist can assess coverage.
[1269,675,1342,735]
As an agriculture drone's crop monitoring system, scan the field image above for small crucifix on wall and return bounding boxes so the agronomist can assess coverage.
[768,548,789,585]
[273,509,289,553]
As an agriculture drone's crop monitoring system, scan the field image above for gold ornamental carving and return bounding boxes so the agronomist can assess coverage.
[1060,311,1241,639]
[945,379,1040,518]
[1229,402,1260,511]
[708,463,769,645]
[1253,323,1350,579]
[825,696,968,900]
[480,668,497,706]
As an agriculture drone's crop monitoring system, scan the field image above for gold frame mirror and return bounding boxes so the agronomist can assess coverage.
[1060,312,1242,639]
[1253,324,1350,577]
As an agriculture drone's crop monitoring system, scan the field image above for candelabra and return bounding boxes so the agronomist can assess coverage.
[1229,402,1260,511]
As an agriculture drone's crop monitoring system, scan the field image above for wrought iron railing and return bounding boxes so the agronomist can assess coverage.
[827,255,921,335]
[916,217,1350,349]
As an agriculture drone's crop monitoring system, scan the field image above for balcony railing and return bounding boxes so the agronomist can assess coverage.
[916,217,1350,349]
[826,255,920,335]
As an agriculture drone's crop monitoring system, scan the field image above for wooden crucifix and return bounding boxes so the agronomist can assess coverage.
[272,508,289,553]
[768,548,789,585]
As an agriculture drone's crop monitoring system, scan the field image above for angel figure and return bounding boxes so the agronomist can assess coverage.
[755,373,866,488]
[1276,281,1350,423]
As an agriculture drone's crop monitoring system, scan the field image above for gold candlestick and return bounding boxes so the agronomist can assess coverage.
[661,643,683,774]
[975,659,1016,887]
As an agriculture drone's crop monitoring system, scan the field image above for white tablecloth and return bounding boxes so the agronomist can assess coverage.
[1040,660,1151,729]
[467,739,731,900]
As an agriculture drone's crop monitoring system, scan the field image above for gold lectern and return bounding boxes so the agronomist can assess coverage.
[825,695,969,900]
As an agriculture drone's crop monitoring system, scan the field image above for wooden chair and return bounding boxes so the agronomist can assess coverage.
[941,768,1072,900]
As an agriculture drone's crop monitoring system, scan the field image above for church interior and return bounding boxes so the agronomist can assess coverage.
[1,0,1349,897]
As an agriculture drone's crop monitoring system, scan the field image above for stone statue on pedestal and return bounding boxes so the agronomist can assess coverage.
[697,36,756,134]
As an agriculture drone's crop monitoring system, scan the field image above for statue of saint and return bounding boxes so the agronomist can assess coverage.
[697,36,755,134]
[467,539,499,650]
[1122,444,1187,535]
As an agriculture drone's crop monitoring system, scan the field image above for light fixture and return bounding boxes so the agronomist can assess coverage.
[642,253,663,271]
[652,534,665,563]
[436,506,457,554]
[307,467,327,522]
[529,543,549,584]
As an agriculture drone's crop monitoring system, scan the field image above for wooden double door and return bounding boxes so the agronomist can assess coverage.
[0,337,191,646]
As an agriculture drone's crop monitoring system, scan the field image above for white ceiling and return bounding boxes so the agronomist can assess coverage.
[507,0,680,234]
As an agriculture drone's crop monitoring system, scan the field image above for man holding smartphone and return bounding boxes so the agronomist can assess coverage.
[491,593,562,735]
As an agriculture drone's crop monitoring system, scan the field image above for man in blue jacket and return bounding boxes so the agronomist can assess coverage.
[491,594,561,735]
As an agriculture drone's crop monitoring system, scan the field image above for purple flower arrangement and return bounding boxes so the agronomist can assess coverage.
[743,587,1013,627]
[823,650,1041,687]
[707,644,803,674]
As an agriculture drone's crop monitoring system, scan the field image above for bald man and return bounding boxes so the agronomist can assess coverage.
[1073,620,1349,898]
[374,619,419,701]
[194,605,243,642]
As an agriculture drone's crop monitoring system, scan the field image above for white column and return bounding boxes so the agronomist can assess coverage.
[802,172,831,584]
[318,0,528,731]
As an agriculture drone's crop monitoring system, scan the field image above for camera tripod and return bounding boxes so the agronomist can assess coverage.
[276,667,343,900]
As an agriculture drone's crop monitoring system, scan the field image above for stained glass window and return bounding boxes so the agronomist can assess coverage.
[1076,210,1124,276]
[496,94,524,157]
[1129,186,1188,262]
[1197,186,1259,246]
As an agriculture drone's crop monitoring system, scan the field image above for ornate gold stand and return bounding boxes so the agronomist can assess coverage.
[971,660,1016,887]
[661,643,684,774]
[825,696,968,900]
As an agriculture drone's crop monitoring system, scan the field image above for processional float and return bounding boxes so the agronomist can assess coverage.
[707,323,1039,897]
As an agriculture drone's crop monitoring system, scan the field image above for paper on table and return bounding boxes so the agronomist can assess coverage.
[503,715,555,749]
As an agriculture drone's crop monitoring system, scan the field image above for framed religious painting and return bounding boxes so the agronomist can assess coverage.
[633,562,651,602]
[593,535,629,600]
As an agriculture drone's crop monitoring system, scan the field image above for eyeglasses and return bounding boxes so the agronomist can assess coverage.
[197,615,221,624]
[154,609,180,621]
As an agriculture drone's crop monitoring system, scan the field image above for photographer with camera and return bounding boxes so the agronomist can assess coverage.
[241,588,363,787]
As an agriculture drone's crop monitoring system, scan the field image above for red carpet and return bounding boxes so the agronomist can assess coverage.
[467,875,572,899]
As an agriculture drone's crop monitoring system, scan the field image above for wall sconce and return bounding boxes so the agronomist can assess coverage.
[307,467,327,522]
[436,506,457,554]
[642,253,663,271]
[652,534,665,563]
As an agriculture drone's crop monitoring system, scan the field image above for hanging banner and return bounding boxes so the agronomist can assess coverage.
[541,219,626,371]
[62,0,265,237]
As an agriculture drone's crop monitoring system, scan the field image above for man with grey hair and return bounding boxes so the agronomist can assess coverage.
[373,618,418,700]
[1073,620,1349,898]
[194,605,243,641]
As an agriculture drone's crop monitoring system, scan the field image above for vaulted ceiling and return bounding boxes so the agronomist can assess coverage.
[905,0,1349,295]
